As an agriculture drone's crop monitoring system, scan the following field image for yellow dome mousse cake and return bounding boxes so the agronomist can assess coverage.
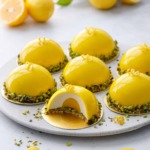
[117,44,150,75]
[18,38,68,73]
[60,55,113,93]
[2,63,57,104]
[69,27,119,62]
[105,71,150,115]
[42,84,103,129]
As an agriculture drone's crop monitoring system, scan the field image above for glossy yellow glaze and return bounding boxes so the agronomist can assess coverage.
[5,63,55,96]
[71,27,115,56]
[63,55,110,86]
[109,72,150,106]
[46,85,99,121]
[119,44,150,73]
[19,38,65,67]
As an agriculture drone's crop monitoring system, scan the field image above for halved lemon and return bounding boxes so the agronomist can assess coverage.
[42,84,103,129]
[0,0,28,26]
[70,27,119,62]
[2,63,57,104]
[105,71,150,115]
[18,37,68,73]
[117,44,150,76]
[60,55,113,93]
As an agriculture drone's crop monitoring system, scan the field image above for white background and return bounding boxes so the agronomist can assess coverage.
[0,0,150,149]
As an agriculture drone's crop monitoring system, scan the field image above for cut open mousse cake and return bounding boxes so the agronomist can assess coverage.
[42,84,103,129]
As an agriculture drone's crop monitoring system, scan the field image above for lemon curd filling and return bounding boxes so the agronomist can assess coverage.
[69,27,119,62]
[43,85,103,128]
[3,63,57,104]
[60,55,113,93]
[18,38,68,73]
[117,44,150,75]
[106,71,150,114]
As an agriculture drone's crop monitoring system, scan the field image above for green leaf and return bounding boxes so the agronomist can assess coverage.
[56,0,73,6]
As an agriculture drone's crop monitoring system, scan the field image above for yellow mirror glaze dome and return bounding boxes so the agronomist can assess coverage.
[118,44,150,75]
[70,27,119,62]
[60,55,113,93]
[3,63,57,104]
[106,71,150,114]
[43,85,102,129]
[18,38,68,73]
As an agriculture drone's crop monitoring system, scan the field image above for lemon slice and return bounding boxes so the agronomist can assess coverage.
[89,0,117,10]
[2,63,57,104]
[70,27,119,62]
[42,85,103,129]
[105,71,150,115]
[0,0,28,26]
[60,55,113,93]
[18,38,68,73]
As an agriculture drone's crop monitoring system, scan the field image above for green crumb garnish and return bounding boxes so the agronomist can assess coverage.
[69,40,119,62]
[3,82,57,104]
[22,110,30,115]
[33,107,42,120]
[98,123,103,126]
[66,142,72,147]
[47,56,68,73]
[101,119,106,122]
[18,55,68,73]
[106,93,150,114]
[60,71,113,93]
[27,140,41,148]
[125,114,129,118]
[117,66,126,75]
[117,65,150,76]
[46,107,86,120]
[14,139,23,147]
[143,115,148,118]
[94,125,98,128]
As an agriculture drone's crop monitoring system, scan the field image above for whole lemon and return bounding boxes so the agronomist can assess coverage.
[89,0,117,9]
[26,0,54,22]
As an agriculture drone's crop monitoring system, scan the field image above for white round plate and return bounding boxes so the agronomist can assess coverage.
[0,41,150,137]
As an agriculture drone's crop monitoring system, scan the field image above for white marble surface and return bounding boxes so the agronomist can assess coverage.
[0,0,150,149]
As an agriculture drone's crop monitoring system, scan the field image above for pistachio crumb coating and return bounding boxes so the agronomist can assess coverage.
[45,103,102,125]
[117,65,150,76]
[106,93,150,114]
[69,41,119,62]
[60,72,113,93]
[3,82,57,104]
[17,55,68,73]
